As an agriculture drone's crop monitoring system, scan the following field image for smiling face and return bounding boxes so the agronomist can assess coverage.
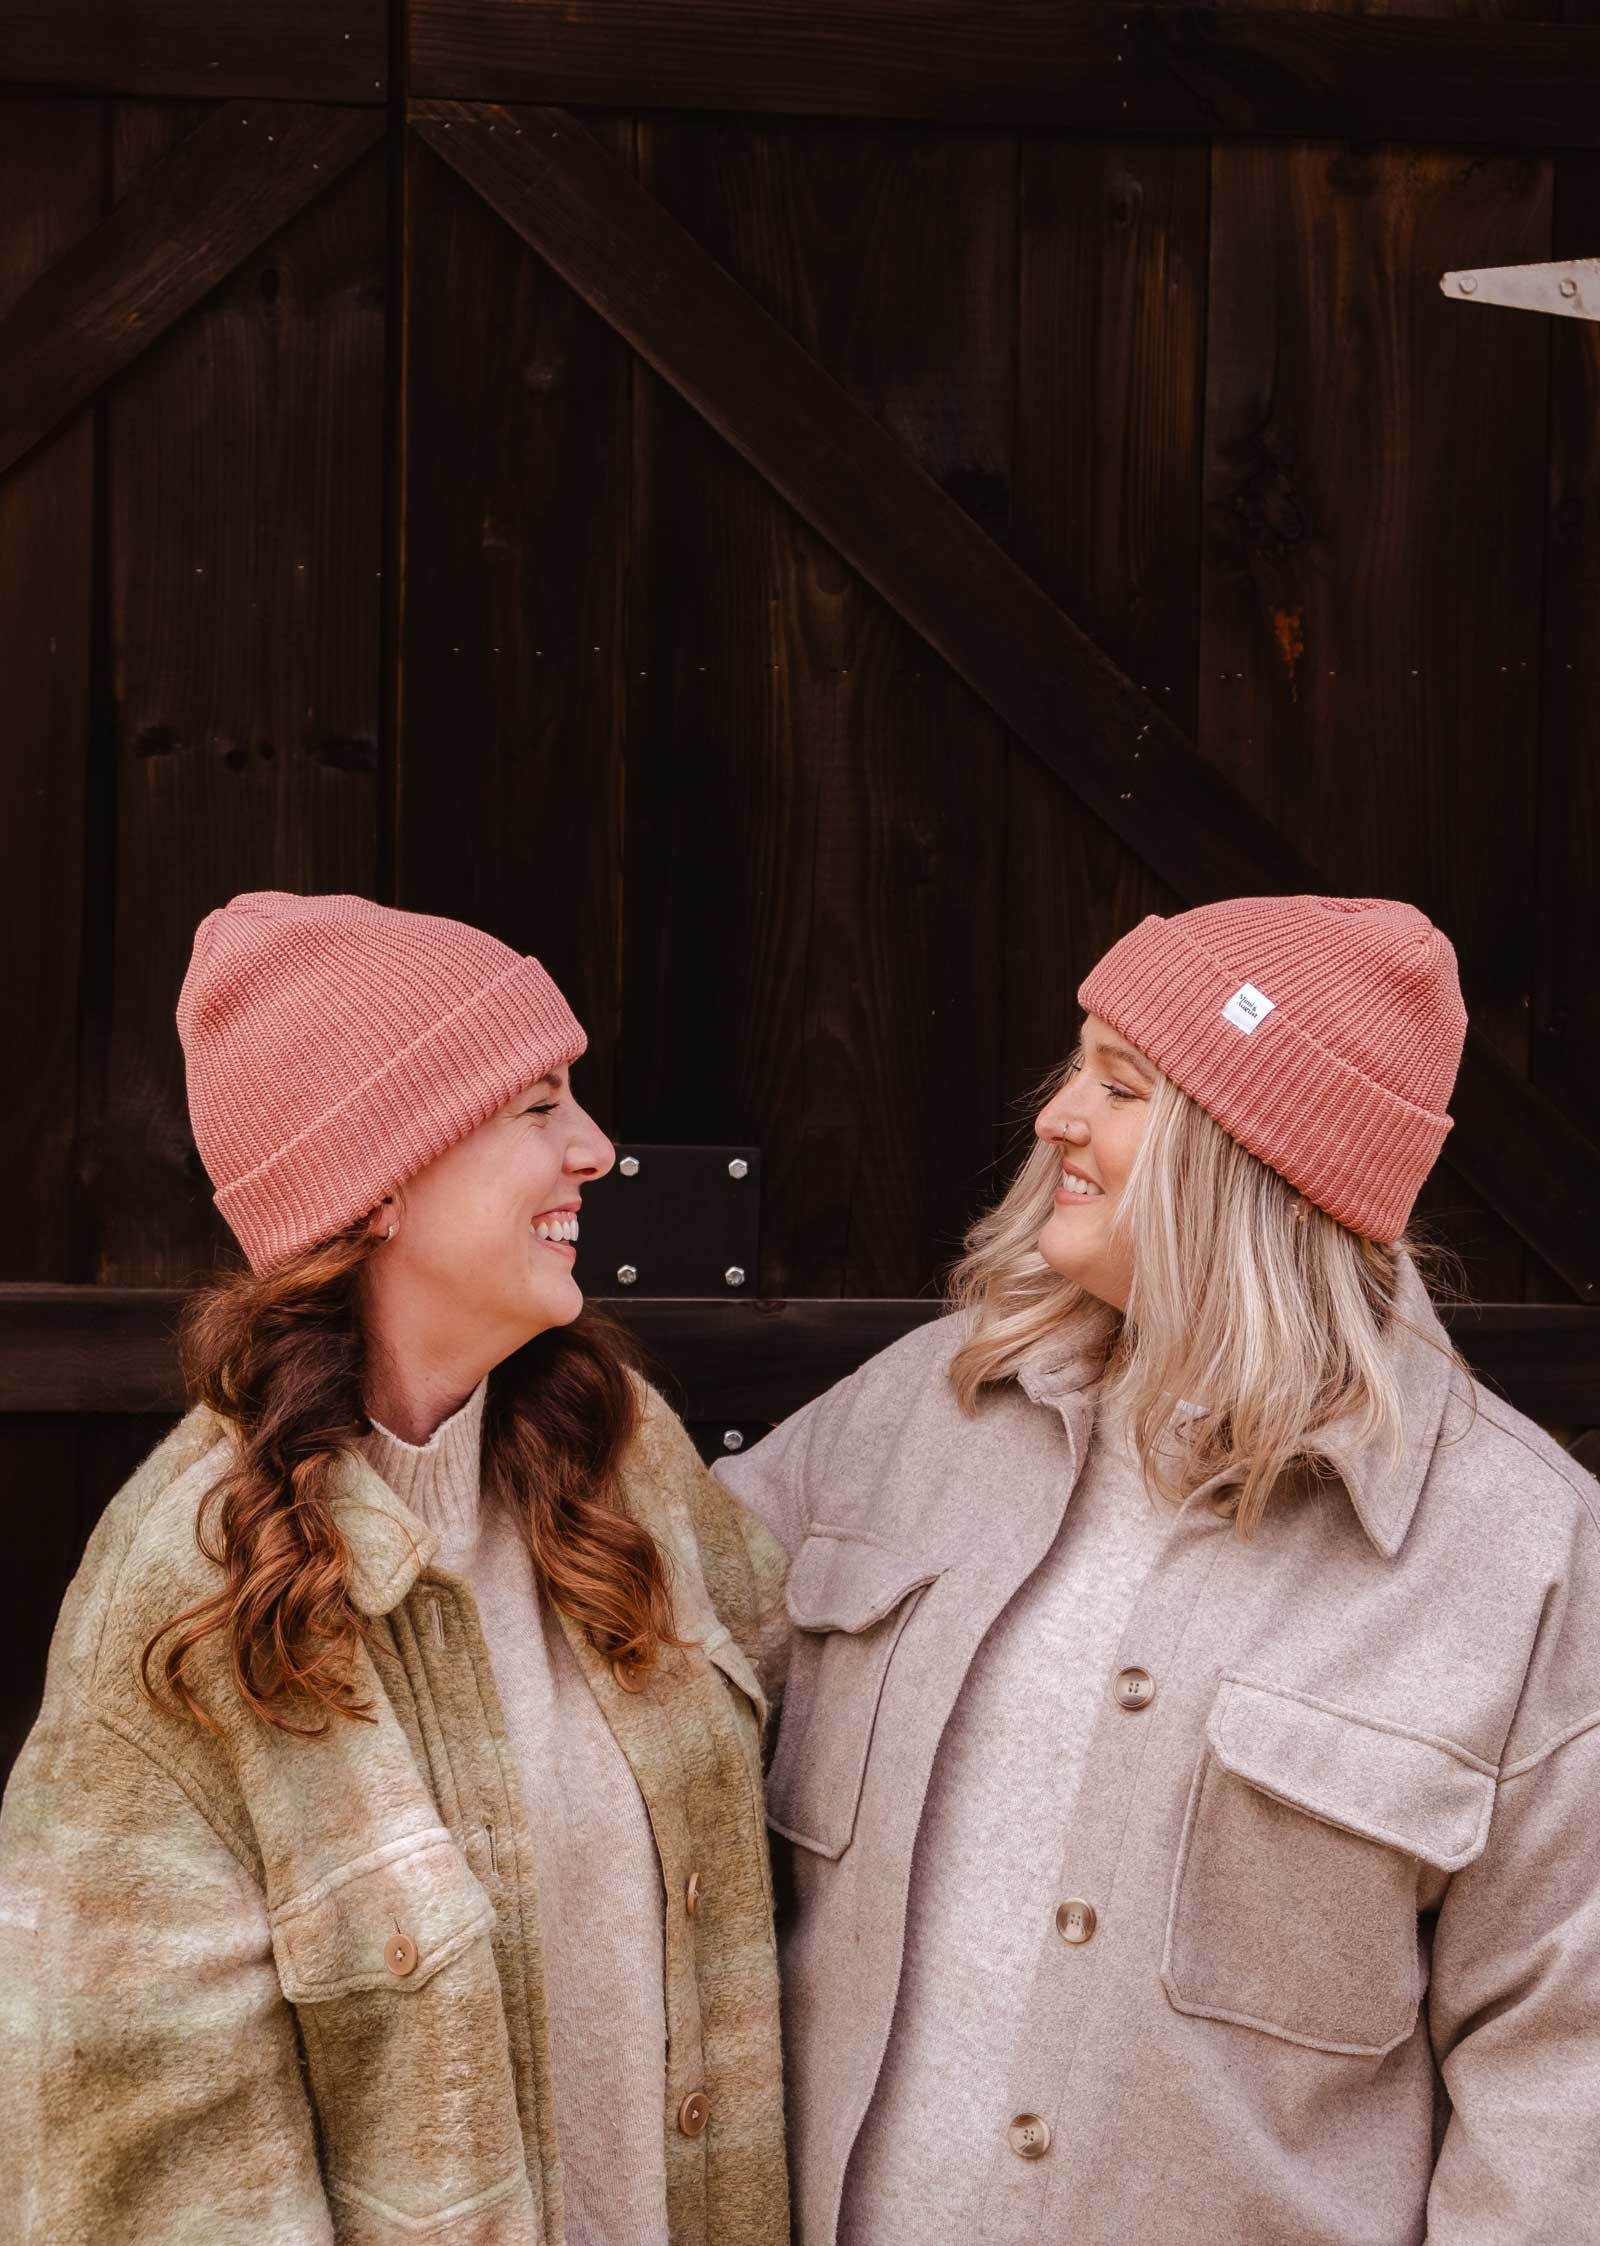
[1034,1014,1157,1312]
[359,1065,614,1421]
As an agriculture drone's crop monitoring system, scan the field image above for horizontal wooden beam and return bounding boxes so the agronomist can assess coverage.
[0,1,387,100]
[411,2,1600,150]
[0,101,386,484]
[416,104,1600,1304]
[2,1287,1596,1427]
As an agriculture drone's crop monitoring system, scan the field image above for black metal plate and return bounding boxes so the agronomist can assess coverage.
[575,1145,760,1299]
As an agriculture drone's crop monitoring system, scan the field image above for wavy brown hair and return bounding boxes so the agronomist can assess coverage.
[142,1218,681,1736]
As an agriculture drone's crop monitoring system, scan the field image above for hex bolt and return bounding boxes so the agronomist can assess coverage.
[619,1155,640,1178]
[617,1264,638,1286]
[1560,277,1579,299]
[1458,275,1478,294]
[722,1429,745,1453]
[724,1266,746,1288]
[727,1158,749,1180]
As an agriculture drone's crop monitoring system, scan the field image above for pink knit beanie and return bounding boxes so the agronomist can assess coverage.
[177,892,587,1271]
[1077,895,1467,1241]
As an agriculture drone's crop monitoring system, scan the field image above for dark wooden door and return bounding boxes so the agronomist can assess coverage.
[4,0,1600,1772]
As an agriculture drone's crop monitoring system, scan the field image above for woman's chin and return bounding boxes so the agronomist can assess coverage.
[1038,1210,1093,1280]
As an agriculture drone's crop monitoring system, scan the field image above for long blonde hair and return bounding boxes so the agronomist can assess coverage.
[949,1048,1469,1535]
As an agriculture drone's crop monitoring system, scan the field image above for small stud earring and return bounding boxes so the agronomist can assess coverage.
[385,1224,397,1240]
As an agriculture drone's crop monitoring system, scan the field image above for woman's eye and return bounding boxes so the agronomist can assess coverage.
[523,1102,558,1117]
[1104,1084,1137,1103]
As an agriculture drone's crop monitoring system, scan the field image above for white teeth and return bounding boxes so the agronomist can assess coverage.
[1061,1170,1103,1199]
[534,1215,580,1242]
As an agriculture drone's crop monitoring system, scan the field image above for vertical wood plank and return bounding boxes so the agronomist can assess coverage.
[625,119,1014,1296]
[1201,143,1550,1297]
[95,107,388,1283]
[396,119,634,1129]
[0,101,102,1277]
[0,1421,83,1777]
[1534,153,1600,1301]
[1006,138,1208,1145]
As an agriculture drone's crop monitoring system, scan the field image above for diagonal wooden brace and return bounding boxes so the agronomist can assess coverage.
[418,100,1600,1299]
[0,100,386,483]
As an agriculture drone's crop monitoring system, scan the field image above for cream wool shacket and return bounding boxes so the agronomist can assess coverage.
[359,1380,670,2246]
[837,1383,1188,2244]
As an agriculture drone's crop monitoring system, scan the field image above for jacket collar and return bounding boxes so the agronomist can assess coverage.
[1014,1256,1460,1562]
[1297,1254,1459,1559]
[177,1415,438,1619]
[1014,1295,1122,1413]
[329,1447,439,1616]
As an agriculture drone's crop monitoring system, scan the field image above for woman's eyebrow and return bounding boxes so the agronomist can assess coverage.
[1085,1035,1155,1081]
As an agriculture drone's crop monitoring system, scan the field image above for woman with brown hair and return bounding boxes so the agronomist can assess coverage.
[0,891,789,2246]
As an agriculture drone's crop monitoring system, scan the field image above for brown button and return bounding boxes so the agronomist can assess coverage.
[1055,1898,1097,1946]
[384,1932,419,1977]
[678,2090,710,2138]
[685,1870,703,1917]
[1114,1666,1155,1712]
[1008,2113,1051,2160]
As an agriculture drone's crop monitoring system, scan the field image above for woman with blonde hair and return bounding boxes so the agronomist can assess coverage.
[717,894,1600,2245]
[0,892,789,2246]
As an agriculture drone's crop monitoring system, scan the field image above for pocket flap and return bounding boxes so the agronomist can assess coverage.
[271,1827,495,2002]
[784,1528,942,1634]
[1207,1677,1495,1873]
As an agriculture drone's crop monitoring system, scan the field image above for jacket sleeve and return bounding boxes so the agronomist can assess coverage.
[710,1383,835,1561]
[1425,1713,1600,2239]
[0,1693,332,2246]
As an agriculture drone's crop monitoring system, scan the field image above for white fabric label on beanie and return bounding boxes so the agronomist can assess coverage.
[1221,982,1276,1035]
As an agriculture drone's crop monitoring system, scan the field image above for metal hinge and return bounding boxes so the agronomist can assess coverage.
[1440,257,1600,323]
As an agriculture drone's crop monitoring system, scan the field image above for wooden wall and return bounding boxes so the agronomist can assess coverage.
[3,0,1599,1768]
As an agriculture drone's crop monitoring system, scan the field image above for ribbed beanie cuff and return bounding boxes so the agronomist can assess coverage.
[179,893,588,1271]
[1077,897,1465,1241]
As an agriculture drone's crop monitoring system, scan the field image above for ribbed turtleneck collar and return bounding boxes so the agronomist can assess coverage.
[357,1375,488,1577]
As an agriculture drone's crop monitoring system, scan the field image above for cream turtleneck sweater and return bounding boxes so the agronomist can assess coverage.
[359,1381,669,2246]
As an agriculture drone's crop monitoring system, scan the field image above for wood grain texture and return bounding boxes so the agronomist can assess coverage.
[0,1422,83,1775]
[622,116,1013,1295]
[415,105,1317,907]
[1005,137,1207,1130]
[93,106,388,1284]
[411,0,1600,144]
[1535,152,1600,1271]
[0,0,387,101]
[416,104,1600,1298]
[0,101,101,1276]
[1202,142,1554,1300]
[0,102,386,484]
[396,123,634,1128]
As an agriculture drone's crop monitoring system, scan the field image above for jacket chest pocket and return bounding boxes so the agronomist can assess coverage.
[765,1528,942,1860]
[271,1827,532,2236]
[1163,1676,1496,2058]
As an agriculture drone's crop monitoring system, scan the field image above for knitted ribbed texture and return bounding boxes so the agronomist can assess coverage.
[177,892,587,1271]
[1077,895,1467,1241]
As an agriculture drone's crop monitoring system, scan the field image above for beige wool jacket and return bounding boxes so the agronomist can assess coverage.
[0,1377,790,2246]
[716,1258,1600,2245]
